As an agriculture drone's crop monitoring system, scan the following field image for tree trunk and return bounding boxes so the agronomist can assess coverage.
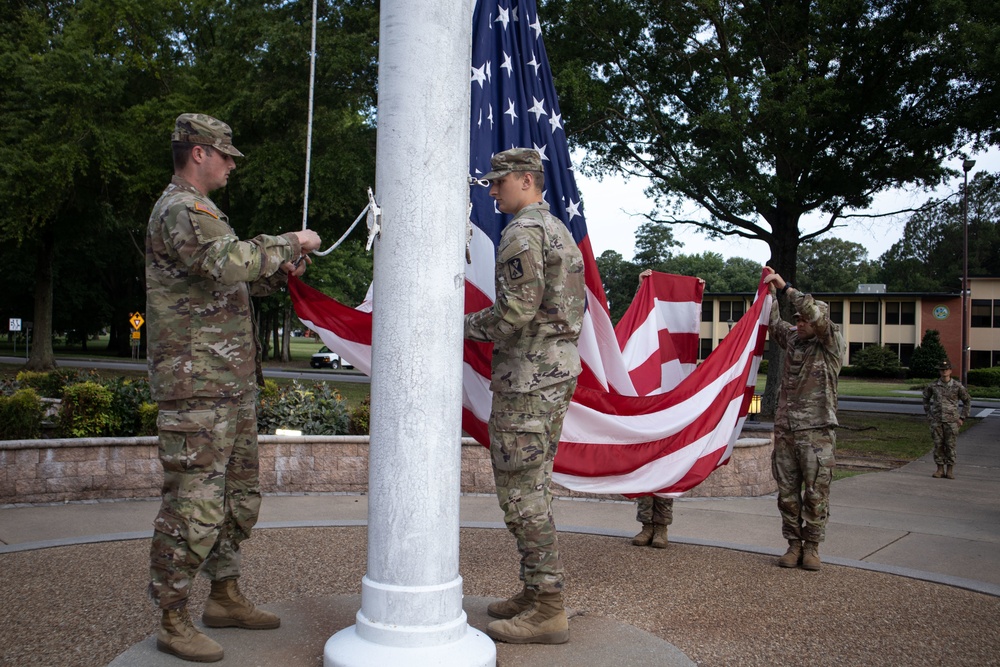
[760,208,801,418]
[281,306,292,363]
[26,231,57,371]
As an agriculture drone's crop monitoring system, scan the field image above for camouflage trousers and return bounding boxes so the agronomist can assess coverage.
[929,420,960,465]
[635,496,674,526]
[149,393,261,610]
[489,378,576,595]
[771,426,835,544]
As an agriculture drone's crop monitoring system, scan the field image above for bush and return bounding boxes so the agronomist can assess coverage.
[909,329,949,379]
[349,396,371,435]
[103,376,153,436]
[139,402,159,436]
[758,358,769,374]
[0,388,44,439]
[852,345,904,378]
[258,380,349,435]
[15,369,93,398]
[60,382,121,438]
[968,367,1000,388]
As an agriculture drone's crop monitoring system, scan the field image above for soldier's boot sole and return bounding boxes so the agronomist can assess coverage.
[485,614,569,645]
[156,638,224,663]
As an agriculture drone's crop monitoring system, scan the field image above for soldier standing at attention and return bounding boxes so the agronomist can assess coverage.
[922,360,970,479]
[465,148,585,645]
[764,268,845,571]
[146,113,321,663]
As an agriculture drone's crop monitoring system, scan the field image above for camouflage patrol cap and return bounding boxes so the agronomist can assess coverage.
[795,300,830,323]
[172,113,244,157]
[937,360,953,370]
[483,147,543,180]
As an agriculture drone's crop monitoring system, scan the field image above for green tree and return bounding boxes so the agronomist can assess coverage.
[596,250,641,324]
[541,0,995,414]
[633,221,678,267]
[796,238,879,293]
[879,172,1000,292]
[909,329,949,378]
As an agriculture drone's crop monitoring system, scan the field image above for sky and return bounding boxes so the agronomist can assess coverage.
[575,148,1000,265]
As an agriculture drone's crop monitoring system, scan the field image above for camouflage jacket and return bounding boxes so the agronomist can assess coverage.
[145,176,300,401]
[922,378,971,423]
[769,288,846,431]
[464,202,585,393]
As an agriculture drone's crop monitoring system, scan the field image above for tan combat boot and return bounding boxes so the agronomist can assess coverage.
[650,524,669,549]
[802,541,821,571]
[157,607,224,663]
[946,465,955,479]
[487,585,535,619]
[631,523,655,546]
[202,579,280,629]
[778,540,802,568]
[485,591,569,645]
[933,464,944,478]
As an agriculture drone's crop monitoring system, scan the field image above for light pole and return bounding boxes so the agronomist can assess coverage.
[961,158,976,386]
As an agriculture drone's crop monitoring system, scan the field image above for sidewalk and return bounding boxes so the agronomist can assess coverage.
[1,416,998,666]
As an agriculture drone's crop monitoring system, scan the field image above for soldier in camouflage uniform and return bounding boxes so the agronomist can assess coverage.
[465,148,585,645]
[922,360,970,479]
[764,268,845,571]
[145,113,321,663]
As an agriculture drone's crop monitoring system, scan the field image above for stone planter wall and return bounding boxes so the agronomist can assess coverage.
[1,427,775,505]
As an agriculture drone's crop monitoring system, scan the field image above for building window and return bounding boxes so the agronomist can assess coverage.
[719,300,745,323]
[885,343,916,366]
[828,301,843,325]
[849,301,878,325]
[885,301,916,326]
[970,350,992,368]
[702,300,713,323]
[699,338,713,360]
[848,342,866,364]
[995,301,1000,329]
[971,300,992,328]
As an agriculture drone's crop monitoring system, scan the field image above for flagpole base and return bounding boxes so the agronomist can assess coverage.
[324,622,496,667]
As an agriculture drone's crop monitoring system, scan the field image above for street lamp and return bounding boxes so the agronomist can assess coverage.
[961,158,975,386]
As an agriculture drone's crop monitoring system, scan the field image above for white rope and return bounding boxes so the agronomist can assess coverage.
[312,203,371,257]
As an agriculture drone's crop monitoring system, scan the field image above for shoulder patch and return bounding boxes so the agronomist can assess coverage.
[193,201,219,219]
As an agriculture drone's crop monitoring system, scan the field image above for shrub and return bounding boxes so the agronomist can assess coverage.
[15,369,92,398]
[349,396,371,435]
[852,345,904,378]
[909,329,949,379]
[258,380,349,435]
[967,367,1000,388]
[103,376,153,436]
[60,382,120,438]
[139,402,160,436]
[0,388,44,440]
[758,358,769,375]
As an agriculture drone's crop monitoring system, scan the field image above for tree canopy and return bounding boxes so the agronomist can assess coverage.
[0,0,379,368]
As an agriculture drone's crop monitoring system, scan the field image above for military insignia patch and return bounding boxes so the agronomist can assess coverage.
[194,202,219,219]
[507,257,524,280]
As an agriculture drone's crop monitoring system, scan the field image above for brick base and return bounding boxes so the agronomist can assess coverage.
[1,429,776,505]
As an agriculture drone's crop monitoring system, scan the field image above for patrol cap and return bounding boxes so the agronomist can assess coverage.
[795,300,829,323]
[172,113,244,157]
[483,147,543,180]
[937,360,953,370]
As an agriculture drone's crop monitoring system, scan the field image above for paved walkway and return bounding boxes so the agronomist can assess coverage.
[1,414,998,665]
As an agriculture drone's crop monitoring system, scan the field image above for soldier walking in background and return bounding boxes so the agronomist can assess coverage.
[922,360,971,479]
[764,268,845,572]
[145,113,320,663]
[465,148,585,645]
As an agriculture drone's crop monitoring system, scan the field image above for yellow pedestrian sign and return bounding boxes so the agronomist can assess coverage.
[130,312,145,330]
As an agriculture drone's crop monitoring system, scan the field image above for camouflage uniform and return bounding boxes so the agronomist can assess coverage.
[146,114,301,610]
[922,376,970,466]
[635,496,674,526]
[465,150,586,594]
[769,288,845,544]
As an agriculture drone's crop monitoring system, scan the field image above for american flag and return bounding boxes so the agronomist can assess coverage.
[290,0,771,496]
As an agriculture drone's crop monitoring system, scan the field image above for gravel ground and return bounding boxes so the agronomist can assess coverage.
[2,527,999,667]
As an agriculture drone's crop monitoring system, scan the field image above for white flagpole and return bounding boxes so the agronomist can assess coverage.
[322,0,495,664]
[302,0,317,230]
